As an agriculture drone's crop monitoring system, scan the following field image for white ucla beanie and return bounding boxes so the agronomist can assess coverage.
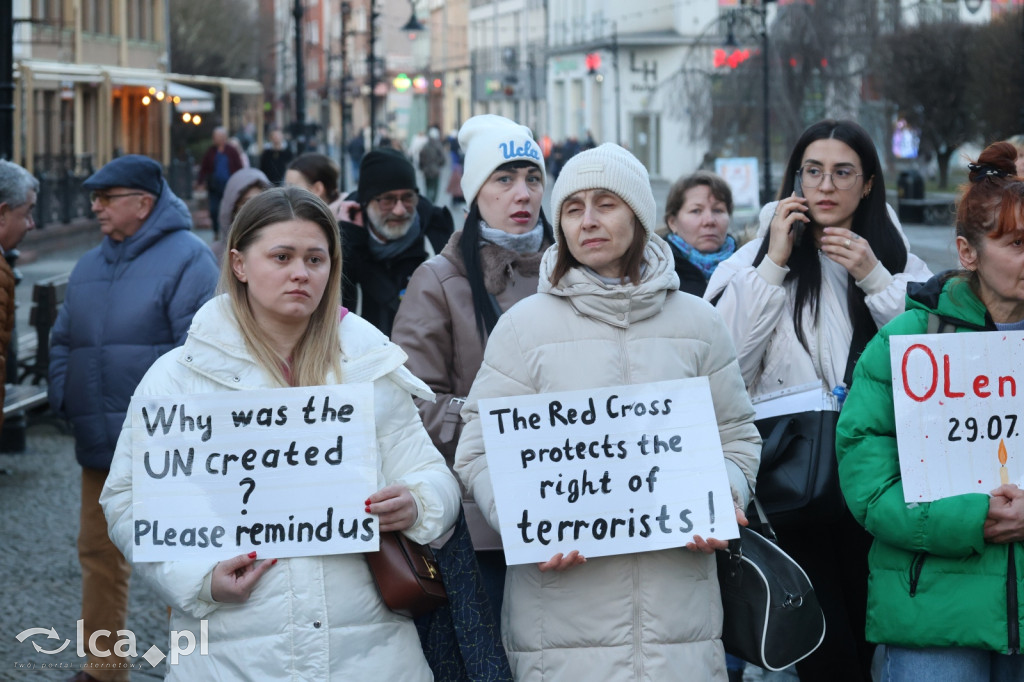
[550,143,656,242]
[458,114,546,206]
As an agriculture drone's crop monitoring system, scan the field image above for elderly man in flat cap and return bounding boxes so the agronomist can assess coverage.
[49,154,218,682]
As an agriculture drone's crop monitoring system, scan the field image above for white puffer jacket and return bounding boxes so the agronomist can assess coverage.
[101,295,460,681]
[455,236,761,682]
[704,202,934,397]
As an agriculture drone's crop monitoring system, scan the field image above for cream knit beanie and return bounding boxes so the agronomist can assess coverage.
[458,114,546,206]
[550,143,656,241]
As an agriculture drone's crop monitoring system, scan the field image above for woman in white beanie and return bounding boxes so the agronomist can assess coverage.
[391,114,554,616]
[454,143,760,681]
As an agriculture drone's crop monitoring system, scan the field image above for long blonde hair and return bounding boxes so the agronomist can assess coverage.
[219,186,343,387]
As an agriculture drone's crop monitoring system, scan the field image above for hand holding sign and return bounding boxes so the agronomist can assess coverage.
[211,551,278,603]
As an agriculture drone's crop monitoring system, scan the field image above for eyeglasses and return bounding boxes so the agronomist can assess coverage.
[797,166,864,190]
[372,191,418,212]
[89,191,145,206]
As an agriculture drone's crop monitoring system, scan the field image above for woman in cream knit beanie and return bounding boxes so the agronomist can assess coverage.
[550,143,656,242]
[454,142,759,680]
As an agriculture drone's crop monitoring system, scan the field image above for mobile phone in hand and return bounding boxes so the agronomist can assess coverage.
[792,171,806,246]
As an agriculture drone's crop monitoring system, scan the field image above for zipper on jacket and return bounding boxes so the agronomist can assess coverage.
[1008,546,1020,653]
[908,553,927,597]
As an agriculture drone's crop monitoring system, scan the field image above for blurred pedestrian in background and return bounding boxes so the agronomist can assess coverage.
[705,119,933,681]
[196,126,244,239]
[663,170,737,297]
[419,127,447,204]
[50,155,218,682]
[101,186,459,680]
[285,152,341,205]
[837,141,1024,682]
[259,128,294,185]
[212,167,272,262]
[392,114,553,616]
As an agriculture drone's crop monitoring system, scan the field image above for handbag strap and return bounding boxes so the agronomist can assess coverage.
[760,417,800,470]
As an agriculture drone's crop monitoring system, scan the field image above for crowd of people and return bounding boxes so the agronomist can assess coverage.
[19,111,1024,682]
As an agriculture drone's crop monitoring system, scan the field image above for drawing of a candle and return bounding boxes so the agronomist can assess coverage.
[998,439,1009,485]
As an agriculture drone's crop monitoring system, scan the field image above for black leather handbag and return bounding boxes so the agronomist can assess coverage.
[753,407,844,526]
[717,497,825,671]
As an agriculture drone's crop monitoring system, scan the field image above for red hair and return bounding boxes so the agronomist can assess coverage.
[957,141,1024,246]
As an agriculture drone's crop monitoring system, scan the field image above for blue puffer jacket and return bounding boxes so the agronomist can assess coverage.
[48,180,219,469]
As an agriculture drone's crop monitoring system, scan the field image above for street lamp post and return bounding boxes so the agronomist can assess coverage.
[1,0,14,160]
[759,5,771,204]
[725,0,775,202]
[293,0,306,153]
[368,0,378,147]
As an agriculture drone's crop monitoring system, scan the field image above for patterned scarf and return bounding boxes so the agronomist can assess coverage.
[666,232,736,280]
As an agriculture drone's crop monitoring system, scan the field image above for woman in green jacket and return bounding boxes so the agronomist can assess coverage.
[836,141,1024,680]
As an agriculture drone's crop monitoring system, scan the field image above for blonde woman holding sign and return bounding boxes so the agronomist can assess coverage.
[100,187,460,680]
[837,141,1024,680]
[454,144,760,681]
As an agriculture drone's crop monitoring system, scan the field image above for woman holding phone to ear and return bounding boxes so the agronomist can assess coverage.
[705,119,932,681]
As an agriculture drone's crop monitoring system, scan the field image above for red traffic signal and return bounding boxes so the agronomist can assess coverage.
[713,48,751,69]
[585,52,601,74]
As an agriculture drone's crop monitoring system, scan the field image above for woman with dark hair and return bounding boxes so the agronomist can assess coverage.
[836,141,1024,681]
[101,186,460,680]
[391,114,553,614]
[454,143,760,681]
[285,152,341,203]
[663,170,737,296]
[705,119,933,680]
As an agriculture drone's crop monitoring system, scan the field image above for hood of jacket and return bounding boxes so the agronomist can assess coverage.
[100,179,192,263]
[905,272,991,331]
[180,294,434,399]
[439,229,548,296]
[537,233,680,328]
[218,168,272,232]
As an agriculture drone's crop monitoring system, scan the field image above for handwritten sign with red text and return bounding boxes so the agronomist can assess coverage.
[891,332,1024,502]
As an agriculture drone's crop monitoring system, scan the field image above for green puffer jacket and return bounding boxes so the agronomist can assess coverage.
[837,274,1024,653]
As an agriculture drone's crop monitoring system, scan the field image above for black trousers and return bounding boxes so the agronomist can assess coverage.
[775,509,876,682]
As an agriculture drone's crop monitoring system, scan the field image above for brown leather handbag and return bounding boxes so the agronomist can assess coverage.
[365,532,448,618]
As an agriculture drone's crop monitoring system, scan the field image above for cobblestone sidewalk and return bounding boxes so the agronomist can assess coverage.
[0,418,167,680]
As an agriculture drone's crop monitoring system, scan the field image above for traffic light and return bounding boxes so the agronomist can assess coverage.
[713,48,751,69]
[586,52,601,75]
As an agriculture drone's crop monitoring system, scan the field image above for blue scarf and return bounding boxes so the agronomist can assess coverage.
[666,233,736,280]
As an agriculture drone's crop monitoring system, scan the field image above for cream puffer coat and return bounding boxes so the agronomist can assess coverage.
[101,295,460,681]
[454,236,761,682]
[704,202,934,397]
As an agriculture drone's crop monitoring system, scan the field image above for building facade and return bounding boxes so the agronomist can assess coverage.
[13,0,262,174]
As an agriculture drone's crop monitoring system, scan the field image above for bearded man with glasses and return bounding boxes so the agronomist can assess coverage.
[51,154,218,682]
[337,147,454,335]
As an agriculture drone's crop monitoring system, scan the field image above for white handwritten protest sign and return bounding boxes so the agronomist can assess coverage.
[891,331,1024,502]
[130,384,378,562]
[479,378,739,565]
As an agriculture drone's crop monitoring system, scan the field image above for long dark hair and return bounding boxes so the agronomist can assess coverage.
[460,199,553,341]
[753,119,908,351]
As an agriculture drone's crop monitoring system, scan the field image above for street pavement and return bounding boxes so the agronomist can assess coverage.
[0,172,959,680]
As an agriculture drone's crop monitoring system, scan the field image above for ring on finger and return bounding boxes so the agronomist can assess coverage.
[845,238,852,247]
